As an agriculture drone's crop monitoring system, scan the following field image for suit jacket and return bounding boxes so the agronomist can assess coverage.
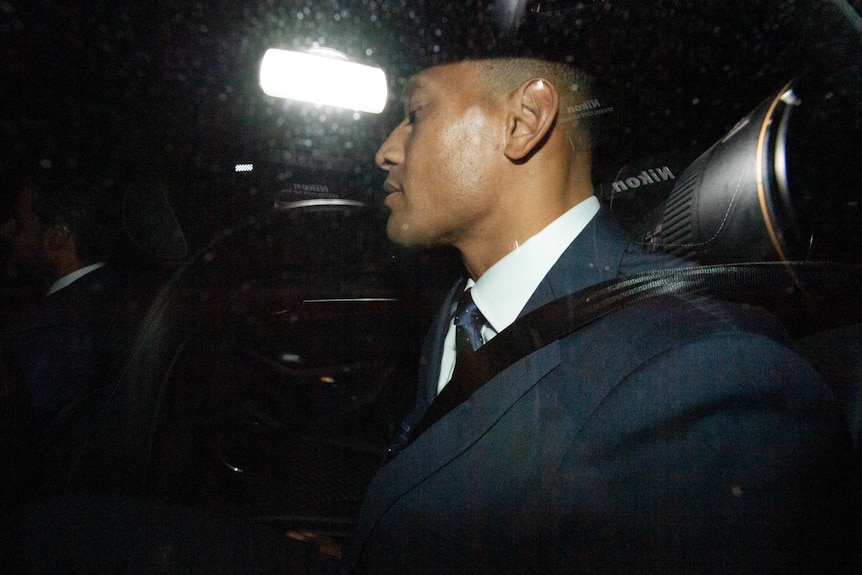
[346,209,855,574]
[4,266,126,433]
[2,264,133,495]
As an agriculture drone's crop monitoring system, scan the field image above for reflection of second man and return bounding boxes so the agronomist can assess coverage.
[1,163,129,494]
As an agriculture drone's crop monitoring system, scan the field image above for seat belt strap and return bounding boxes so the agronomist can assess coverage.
[395,261,861,454]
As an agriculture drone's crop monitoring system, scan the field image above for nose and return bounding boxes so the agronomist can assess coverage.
[375,121,406,172]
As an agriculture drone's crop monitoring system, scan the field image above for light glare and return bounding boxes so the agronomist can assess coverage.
[260,48,387,114]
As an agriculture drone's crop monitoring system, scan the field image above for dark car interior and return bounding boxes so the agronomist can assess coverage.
[2,0,861,555]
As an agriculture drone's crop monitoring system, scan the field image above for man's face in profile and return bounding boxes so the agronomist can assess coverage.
[1,186,51,282]
[374,61,507,249]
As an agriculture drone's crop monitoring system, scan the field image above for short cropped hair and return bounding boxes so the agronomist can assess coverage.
[477,58,595,156]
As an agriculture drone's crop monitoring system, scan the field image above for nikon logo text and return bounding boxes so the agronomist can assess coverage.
[611,166,675,193]
[565,99,614,121]
[568,99,602,113]
[292,183,330,194]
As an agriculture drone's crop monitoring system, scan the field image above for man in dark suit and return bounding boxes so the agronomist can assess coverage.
[1,57,854,575]
[341,58,855,573]
[1,164,130,503]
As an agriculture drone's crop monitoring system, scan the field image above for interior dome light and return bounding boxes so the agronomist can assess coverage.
[259,48,388,114]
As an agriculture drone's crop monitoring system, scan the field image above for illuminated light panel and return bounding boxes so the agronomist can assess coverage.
[260,48,388,114]
[235,163,254,172]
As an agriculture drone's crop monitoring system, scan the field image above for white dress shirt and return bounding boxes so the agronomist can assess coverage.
[437,196,600,393]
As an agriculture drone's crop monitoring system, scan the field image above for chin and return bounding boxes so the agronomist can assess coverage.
[386,229,417,247]
[386,218,413,246]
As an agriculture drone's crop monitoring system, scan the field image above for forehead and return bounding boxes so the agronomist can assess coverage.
[402,62,484,101]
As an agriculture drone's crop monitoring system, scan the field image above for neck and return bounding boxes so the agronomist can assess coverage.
[456,138,595,280]
[459,191,594,281]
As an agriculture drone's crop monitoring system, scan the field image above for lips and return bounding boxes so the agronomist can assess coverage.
[382,182,403,208]
[383,181,401,196]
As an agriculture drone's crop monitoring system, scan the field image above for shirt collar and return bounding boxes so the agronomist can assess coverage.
[470,196,600,333]
[46,262,106,297]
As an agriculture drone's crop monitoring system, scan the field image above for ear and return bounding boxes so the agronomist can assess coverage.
[504,77,559,162]
[43,222,73,251]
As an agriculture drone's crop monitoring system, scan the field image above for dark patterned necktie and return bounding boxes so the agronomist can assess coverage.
[454,288,486,354]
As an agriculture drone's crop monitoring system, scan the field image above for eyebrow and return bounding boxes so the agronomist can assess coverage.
[401,76,427,102]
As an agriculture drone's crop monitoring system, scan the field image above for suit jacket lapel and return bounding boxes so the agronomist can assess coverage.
[422,280,464,405]
[399,279,465,435]
[522,209,630,316]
